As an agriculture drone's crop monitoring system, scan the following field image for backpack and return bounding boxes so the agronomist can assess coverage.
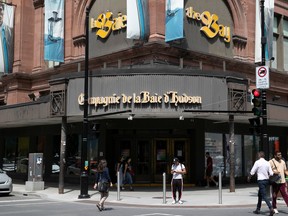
[180,163,187,178]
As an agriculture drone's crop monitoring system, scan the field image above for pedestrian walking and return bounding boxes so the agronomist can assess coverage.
[205,152,218,187]
[171,157,186,204]
[93,159,113,211]
[116,155,125,190]
[269,151,288,214]
[123,157,134,191]
[247,151,275,216]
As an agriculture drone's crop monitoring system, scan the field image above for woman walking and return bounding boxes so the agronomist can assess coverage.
[123,157,134,191]
[93,159,113,211]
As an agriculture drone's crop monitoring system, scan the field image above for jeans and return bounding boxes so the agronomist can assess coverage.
[124,172,133,185]
[171,179,183,201]
[256,179,272,210]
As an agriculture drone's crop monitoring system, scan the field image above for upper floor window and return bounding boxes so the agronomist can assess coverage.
[283,19,288,71]
[272,15,288,72]
[272,16,278,69]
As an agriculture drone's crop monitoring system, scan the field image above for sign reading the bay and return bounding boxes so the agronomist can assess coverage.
[185,6,231,43]
[78,91,202,108]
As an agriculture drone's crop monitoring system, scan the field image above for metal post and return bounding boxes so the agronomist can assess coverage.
[260,0,269,159]
[163,172,166,204]
[218,172,222,204]
[79,4,93,199]
[229,115,235,192]
[117,171,120,201]
[59,116,67,194]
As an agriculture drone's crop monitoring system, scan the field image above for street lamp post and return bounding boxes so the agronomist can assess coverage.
[78,1,95,199]
[259,0,269,158]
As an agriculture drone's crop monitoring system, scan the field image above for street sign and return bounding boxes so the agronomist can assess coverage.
[256,66,269,89]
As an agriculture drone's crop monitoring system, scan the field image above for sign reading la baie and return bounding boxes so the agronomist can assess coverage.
[78,91,202,108]
[90,5,231,43]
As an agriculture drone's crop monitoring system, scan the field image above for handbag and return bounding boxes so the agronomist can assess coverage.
[269,174,281,184]
[269,159,281,184]
[97,172,109,192]
[98,181,109,192]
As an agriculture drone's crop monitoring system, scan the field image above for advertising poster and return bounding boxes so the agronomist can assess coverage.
[44,0,64,62]
[0,2,14,74]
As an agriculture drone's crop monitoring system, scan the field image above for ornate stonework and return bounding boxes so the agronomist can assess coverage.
[33,0,44,9]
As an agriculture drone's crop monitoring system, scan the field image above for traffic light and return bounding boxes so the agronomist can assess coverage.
[249,117,261,135]
[251,89,262,116]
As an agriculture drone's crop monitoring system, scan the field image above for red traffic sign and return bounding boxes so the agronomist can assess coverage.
[256,66,269,89]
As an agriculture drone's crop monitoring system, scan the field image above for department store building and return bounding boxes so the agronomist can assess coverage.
[0,0,288,184]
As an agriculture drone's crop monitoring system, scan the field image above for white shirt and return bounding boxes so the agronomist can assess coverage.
[250,158,273,180]
[171,163,185,179]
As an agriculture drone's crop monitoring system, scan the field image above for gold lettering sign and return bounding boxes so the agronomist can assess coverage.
[78,91,202,108]
[185,6,231,43]
[90,11,127,39]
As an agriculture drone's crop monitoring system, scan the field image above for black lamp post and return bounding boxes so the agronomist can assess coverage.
[78,0,96,199]
[259,0,268,158]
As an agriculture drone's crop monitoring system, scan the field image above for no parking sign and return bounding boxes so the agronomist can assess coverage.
[256,66,270,89]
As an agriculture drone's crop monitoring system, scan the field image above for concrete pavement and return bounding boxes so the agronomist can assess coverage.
[11,182,288,208]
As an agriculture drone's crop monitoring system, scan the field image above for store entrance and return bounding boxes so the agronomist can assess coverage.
[117,138,189,183]
[153,139,188,183]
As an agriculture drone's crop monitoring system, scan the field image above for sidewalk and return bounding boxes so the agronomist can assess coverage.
[12,182,287,208]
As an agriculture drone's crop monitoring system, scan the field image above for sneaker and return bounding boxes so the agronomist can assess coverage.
[121,187,125,191]
[274,209,279,214]
[216,182,219,186]
[253,209,260,214]
[178,200,183,204]
[96,204,102,211]
[269,209,275,216]
[172,199,176,204]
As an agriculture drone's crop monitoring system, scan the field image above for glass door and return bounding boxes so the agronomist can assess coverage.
[135,139,151,182]
[154,139,170,182]
[153,138,189,183]
[172,139,187,164]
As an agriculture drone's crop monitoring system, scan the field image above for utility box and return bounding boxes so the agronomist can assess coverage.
[25,153,44,191]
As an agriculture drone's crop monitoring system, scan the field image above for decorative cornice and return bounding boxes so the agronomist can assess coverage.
[33,0,44,9]
[232,35,247,46]
[73,34,86,46]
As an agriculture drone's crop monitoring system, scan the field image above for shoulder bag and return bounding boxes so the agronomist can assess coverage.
[97,172,109,192]
[269,159,281,184]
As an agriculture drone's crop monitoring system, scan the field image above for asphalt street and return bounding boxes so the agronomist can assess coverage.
[1,192,288,216]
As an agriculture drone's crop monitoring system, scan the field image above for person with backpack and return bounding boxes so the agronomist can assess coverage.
[171,157,186,204]
[123,157,134,191]
[93,159,113,211]
[116,155,126,190]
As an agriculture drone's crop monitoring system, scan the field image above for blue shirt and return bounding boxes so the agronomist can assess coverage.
[95,167,111,183]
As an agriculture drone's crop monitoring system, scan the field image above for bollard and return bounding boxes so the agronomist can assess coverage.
[218,172,222,204]
[163,172,166,204]
[117,171,120,201]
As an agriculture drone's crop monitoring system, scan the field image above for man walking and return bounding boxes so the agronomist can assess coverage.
[248,151,275,215]
[205,152,218,187]
[269,151,288,214]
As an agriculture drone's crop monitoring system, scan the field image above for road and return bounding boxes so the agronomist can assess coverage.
[1,193,288,216]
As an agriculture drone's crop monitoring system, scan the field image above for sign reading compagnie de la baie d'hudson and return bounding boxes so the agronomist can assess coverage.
[78,91,202,108]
